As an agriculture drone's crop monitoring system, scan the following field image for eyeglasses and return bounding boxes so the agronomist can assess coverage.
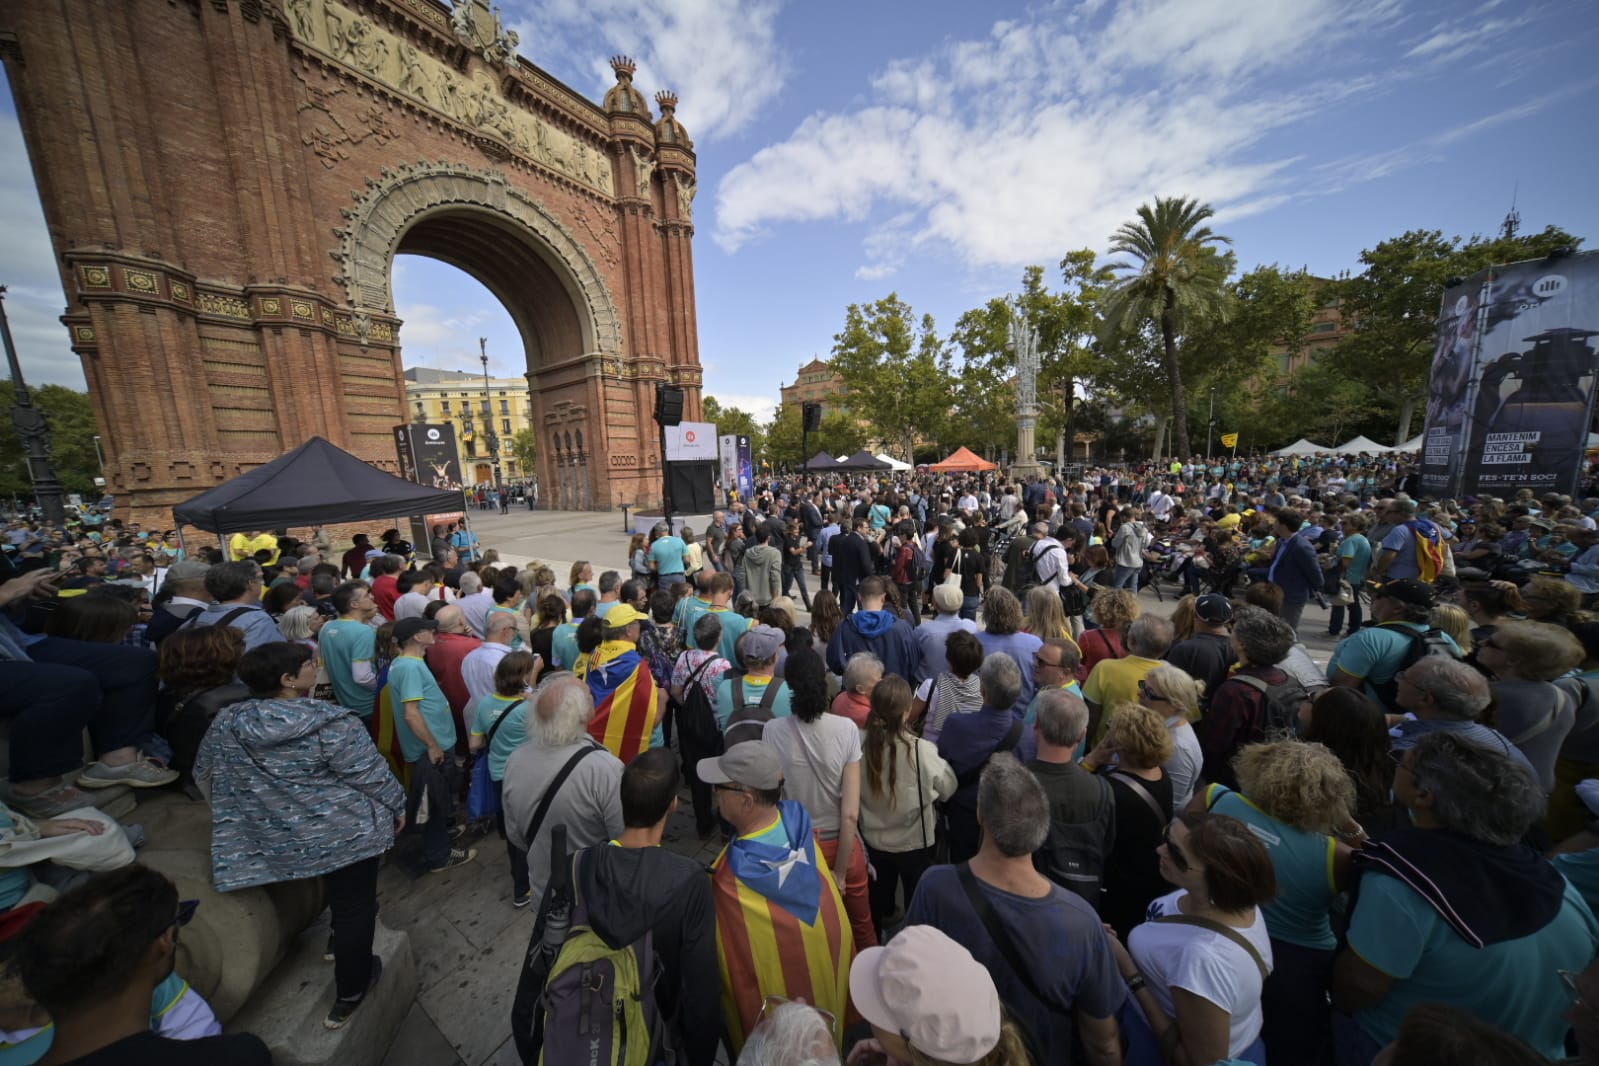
[713,784,747,796]
[759,994,836,1033]
[1162,823,1189,872]
[1138,680,1169,704]
[1033,655,1062,669]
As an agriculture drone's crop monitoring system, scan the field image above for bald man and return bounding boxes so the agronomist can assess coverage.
[424,604,482,752]
[462,610,519,703]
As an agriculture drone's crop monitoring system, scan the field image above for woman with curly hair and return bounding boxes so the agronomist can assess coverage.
[1199,740,1359,1065]
[1519,574,1585,630]
[1078,587,1139,683]
[1082,701,1175,940]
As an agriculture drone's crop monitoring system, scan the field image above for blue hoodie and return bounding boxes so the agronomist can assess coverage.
[826,609,922,680]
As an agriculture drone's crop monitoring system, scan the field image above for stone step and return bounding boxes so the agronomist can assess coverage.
[229,920,416,1066]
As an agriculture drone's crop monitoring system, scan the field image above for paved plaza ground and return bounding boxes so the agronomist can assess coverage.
[375,507,1346,1065]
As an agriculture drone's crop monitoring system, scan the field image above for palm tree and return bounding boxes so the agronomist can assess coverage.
[1101,196,1231,457]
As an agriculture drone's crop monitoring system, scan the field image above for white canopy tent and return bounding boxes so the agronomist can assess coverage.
[1396,434,1423,452]
[874,453,912,471]
[1271,438,1332,456]
[1332,435,1390,455]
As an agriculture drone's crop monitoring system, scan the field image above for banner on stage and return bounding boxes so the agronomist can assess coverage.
[394,424,465,551]
[666,422,718,462]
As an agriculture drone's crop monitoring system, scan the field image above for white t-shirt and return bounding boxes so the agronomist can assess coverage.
[1164,720,1204,812]
[1128,890,1273,1058]
[761,712,863,837]
[763,715,862,838]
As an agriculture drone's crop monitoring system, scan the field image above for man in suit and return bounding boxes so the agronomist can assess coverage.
[829,517,877,614]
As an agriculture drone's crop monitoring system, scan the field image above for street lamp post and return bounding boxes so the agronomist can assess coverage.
[478,337,505,514]
[0,287,66,524]
[1206,387,1216,460]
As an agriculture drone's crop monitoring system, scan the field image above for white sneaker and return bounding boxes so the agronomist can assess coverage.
[78,758,179,789]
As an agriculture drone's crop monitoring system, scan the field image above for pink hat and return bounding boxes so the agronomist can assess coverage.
[849,925,1000,1061]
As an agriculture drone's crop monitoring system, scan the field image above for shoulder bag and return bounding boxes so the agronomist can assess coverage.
[466,698,524,821]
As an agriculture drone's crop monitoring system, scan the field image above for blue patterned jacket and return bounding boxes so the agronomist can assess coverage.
[195,697,404,891]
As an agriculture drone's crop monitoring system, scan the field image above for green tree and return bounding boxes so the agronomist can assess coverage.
[950,254,1118,467]
[702,395,765,459]
[1101,196,1233,456]
[1326,225,1582,443]
[830,295,954,460]
[764,404,865,469]
[508,427,538,474]
[0,382,102,500]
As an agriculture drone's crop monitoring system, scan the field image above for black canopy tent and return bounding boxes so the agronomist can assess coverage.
[832,450,891,470]
[171,436,464,536]
[803,451,839,470]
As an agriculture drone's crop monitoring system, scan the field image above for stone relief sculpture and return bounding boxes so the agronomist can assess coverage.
[676,174,695,220]
[632,145,654,198]
[291,0,622,196]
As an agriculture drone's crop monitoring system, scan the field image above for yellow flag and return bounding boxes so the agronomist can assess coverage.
[1220,432,1239,448]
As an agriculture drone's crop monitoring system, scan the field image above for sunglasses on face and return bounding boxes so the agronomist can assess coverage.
[1138,680,1169,704]
[1163,823,1189,872]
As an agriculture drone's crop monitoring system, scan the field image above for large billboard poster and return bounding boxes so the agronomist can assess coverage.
[718,434,753,499]
[1420,251,1599,499]
[394,424,466,555]
[665,422,718,461]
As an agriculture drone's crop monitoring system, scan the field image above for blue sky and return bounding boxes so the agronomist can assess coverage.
[3,0,1598,423]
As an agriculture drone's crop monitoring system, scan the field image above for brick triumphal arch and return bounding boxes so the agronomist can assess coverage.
[0,0,703,518]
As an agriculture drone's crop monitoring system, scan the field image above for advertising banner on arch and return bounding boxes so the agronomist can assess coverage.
[719,434,753,500]
[1420,251,1599,499]
[394,423,465,556]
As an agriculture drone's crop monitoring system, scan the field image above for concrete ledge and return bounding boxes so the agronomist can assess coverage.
[230,920,417,1066]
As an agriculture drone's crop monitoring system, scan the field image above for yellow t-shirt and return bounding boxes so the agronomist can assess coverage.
[229,532,279,565]
[1081,655,1163,745]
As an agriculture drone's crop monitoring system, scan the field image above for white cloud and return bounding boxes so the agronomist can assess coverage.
[713,0,1449,271]
[507,0,787,142]
[0,109,86,390]
[703,390,777,424]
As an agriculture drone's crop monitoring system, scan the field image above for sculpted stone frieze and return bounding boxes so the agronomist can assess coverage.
[286,0,612,196]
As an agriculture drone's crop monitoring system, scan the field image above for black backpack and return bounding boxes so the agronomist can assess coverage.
[1032,770,1115,909]
[675,656,726,759]
[1229,672,1312,739]
[724,676,779,747]
[1370,623,1462,711]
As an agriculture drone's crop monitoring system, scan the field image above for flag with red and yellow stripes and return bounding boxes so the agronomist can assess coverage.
[711,800,855,1053]
[371,667,412,790]
[574,640,660,761]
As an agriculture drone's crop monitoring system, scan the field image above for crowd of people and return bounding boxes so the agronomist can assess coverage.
[4,448,1599,1064]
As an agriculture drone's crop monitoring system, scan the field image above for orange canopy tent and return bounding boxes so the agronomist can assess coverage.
[928,446,998,473]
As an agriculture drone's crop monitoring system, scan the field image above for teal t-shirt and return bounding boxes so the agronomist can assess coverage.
[674,595,712,636]
[1553,850,1599,918]
[650,536,687,575]
[1208,784,1338,950]
[552,621,580,670]
[469,693,528,781]
[1326,622,1459,706]
[714,675,793,729]
[387,655,456,762]
[1348,870,1599,1055]
[1338,533,1373,584]
[707,606,749,665]
[1022,680,1084,726]
[319,618,376,716]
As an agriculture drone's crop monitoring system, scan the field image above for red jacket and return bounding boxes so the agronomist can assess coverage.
[425,632,483,745]
[371,574,400,621]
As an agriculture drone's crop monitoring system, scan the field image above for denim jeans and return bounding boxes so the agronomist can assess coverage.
[1329,598,1364,635]
[0,661,99,781]
[27,636,158,756]
[781,567,811,609]
[959,594,980,621]
[1110,564,1141,590]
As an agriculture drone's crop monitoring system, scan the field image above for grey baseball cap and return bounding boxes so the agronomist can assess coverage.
[697,741,784,790]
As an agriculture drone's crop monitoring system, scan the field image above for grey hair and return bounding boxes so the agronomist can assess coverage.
[1034,688,1089,748]
[736,1000,841,1066]
[1402,656,1490,720]
[692,612,723,651]
[530,675,592,747]
[1390,497,1418,517]
[485,611,518,639]
[843,651,884,694]
[1406,732,1544,845]
[1231,606,1295,666]
[458,572,483,596]
[1126,615,1175,658]
[297,555,319,570]
[977,752,1050,857]
[277,605,319,643]
[979,652,1023,713]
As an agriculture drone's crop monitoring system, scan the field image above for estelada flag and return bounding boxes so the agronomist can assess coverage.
[1221,432,1239,448]
[370,667,412,790]
[711,800,854,1053]
[574,640,660,761]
